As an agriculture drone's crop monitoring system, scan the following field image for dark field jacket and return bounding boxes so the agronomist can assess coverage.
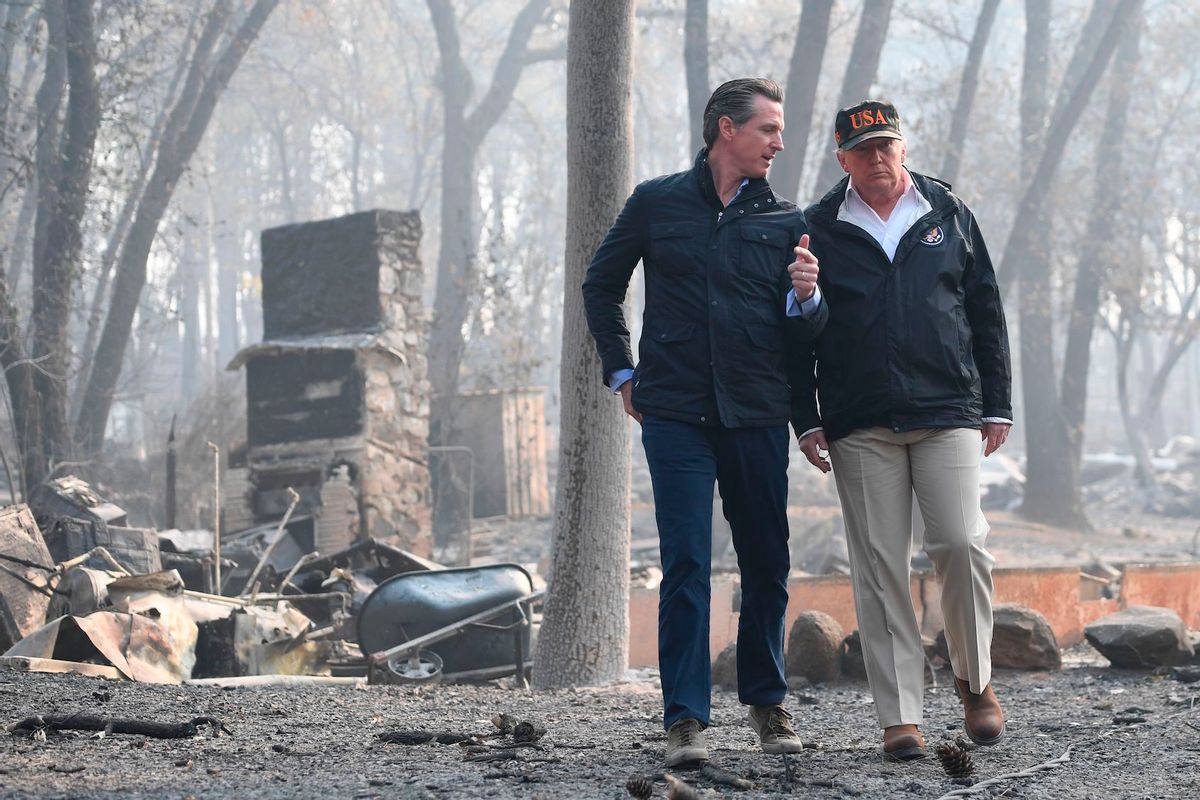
[582,150,828,431]
[794,171,1011,441]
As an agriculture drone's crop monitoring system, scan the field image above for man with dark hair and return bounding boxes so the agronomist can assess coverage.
[795,100,1011,761]
[582,77,827,767]
[701,78,783,149]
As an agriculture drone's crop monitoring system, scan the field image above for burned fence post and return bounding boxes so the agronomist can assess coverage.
[165,415,176,530]
[207,441,222,592]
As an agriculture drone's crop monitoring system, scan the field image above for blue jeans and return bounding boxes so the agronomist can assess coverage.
[641,415,791,729]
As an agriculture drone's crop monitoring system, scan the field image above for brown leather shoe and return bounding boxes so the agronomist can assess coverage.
[955,677,1006,745]
[882,724,926,761]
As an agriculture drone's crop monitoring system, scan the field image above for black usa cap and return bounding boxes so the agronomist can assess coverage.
[834,100,902,150]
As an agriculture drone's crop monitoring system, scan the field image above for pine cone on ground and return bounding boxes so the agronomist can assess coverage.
[513,720,546,742]
[491,713,517,734]
[625,774,654,799]
[935,740,975,777]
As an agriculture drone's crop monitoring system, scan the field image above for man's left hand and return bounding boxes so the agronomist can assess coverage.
[788,234,820,300]
[982,422,1011,457]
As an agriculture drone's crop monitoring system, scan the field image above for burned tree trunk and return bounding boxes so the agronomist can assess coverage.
[683,0,708,156]
[940,0,1000,186]
[1008,0,1143,528]
[533,0,633,689]
[772,0,833,201]
[1019,0,1050,181]
[22,0,100,487]
[0,277,38,500]
[1060,10,1142,476]
[812,0,894,192]
[1112,311,1155,486]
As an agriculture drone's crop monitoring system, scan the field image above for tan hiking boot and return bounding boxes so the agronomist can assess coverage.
[664,718,709,767]
[883,724,927,761]
[955,677,1006,746]
[748,704,803,754]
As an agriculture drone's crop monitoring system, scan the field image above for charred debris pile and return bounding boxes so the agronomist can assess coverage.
[0,474,541,689]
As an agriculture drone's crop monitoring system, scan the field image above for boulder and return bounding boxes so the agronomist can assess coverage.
[1084,606,1195,668]
[712,642,737,690]
[786,610,844,684]
[991,604,1061,670]
[841,630,868,680]
[931,606,1061,671]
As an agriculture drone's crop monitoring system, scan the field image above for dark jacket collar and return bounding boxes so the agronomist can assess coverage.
[692,147,771,210]
[808,170,956,223]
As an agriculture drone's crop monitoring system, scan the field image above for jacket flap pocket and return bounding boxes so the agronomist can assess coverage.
[740,225,790,247]
[646,320,696,343]
[649,221,699,239]
[745,323,781,350]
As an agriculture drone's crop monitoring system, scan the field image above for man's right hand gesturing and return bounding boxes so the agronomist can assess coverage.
[788,233,820,300]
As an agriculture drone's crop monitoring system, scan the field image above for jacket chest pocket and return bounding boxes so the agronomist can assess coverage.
[736,224,790,286]
[648,221,702,275]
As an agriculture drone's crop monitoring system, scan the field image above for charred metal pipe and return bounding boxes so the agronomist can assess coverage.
[165,415,177,529]
[279,550,321,594]
[54,546,131,577]
[206,442,221,593]
[242,487,300,600]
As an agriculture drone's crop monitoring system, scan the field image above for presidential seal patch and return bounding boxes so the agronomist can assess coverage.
[919,225,944,246]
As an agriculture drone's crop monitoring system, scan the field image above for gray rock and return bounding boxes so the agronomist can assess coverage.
[991,604,1061,670]
[712,642,737,689]
[786,610,844,684]
[841,630,868,680]
[1084,606,1195,668]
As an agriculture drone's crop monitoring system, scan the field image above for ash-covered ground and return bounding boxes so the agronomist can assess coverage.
[3,651,1199,799]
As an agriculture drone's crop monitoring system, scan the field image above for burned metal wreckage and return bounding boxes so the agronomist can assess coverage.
[0,210,543,691]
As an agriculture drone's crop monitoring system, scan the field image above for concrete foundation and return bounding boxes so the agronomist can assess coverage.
[627,562,1200,668]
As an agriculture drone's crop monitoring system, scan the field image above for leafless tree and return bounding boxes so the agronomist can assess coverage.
[683,0,708,156]
[0,0,100,493]
[421,0,560,446]
[812,0,894,192]
[1006,0,1143,528]
[940,0,1000,186]
[1060,10,1142,480]
[75,0,281,460]
[772,0,833,202]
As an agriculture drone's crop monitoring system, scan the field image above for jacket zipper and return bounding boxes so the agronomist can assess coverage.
[824,206,949,424]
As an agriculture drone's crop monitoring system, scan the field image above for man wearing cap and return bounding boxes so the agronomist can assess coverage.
[793,100,1011,761]
[582,78,827,767]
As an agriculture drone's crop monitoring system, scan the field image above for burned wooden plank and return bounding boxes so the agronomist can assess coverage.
[9,714,230,739]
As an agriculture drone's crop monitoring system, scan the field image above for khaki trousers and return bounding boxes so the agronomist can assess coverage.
[828,427,994,728]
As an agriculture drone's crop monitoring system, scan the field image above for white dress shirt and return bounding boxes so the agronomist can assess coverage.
[838,171,931,262]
